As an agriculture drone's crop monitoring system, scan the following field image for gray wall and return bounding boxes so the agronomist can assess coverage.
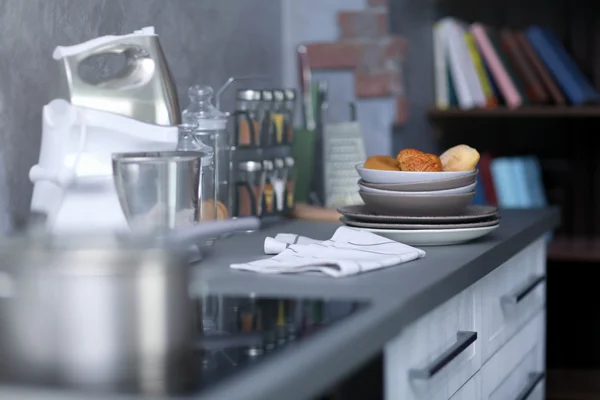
[0,0,282,225]
[281,0,395,157]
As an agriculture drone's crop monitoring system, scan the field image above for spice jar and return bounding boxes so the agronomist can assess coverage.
[236,161,265,217]
[176,122,216,223]
[235,90,261,147]
[271,90,286,145]
[284,89,297,144]
[284,156,296,212]
[262,160,275,216]
[182,85,229,220]
[273,158,286,214]
[259,90,275,147]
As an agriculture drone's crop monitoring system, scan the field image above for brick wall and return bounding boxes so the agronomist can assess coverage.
[303,0,408,125]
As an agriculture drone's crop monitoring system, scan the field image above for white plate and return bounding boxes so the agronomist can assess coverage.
[358,181,476,195]
[358,224,499,246]
[356,163,475,184]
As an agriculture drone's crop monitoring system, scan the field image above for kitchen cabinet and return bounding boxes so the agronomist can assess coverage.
[385,238,547,400]
[385,286,480,400]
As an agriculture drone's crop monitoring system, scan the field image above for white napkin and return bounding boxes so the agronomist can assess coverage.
[230,226,426,277]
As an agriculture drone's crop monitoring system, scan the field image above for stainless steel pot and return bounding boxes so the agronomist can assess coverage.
[0,217,259,395]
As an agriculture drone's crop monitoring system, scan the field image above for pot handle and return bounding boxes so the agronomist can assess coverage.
[164,217,260,248]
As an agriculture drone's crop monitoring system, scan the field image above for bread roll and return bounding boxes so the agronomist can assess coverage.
[364,155,400,171]
[440,145,480,172]
[396,149,442,172]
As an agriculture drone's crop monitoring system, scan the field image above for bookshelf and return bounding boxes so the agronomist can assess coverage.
[428,106,600,119]
[425,0,600,396]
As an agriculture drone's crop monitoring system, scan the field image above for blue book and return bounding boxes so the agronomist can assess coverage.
[491,157,520,208]
[472,173,487,205]
[511,158,532,208]
[526,26,600,105]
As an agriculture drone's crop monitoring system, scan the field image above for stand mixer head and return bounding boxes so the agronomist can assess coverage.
[53,26,181,126]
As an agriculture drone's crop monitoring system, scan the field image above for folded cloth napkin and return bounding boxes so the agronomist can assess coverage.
[230,226,426,277]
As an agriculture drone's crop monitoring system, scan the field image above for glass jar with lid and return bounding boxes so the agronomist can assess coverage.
[271,90,286,145]
[259,90,275,147]
[283,90,297,144]
[176,121,217,223]
[235,89,261,147]
[236,161,265,217]
[182,85,230,220]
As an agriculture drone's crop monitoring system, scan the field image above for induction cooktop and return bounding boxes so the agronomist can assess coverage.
[191,294,368,395]
[3,294,368,398]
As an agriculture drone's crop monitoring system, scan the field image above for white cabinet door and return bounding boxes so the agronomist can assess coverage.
[482,310,546,400]
[479,238,546,361]
[449,373,481,400]
[385,286,480,400]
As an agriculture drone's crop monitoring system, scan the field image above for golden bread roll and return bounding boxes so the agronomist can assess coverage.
[396,148,442,172]
[440,144,480,172]
[364,155,400,171]
[200,200,229,221]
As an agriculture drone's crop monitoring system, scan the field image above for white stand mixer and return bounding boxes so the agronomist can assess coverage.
[29,27,180,233]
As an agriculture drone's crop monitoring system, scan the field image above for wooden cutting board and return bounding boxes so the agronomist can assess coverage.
[291,203,341,222]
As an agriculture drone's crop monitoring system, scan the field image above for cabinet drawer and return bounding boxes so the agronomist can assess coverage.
[479,238,546,361]
[449,373,481,400]
[482,310,546,400]
[385,286,480,400]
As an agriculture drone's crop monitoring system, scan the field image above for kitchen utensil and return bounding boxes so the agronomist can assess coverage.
[359,191,476,216]
[54,26,180,126]
[339,215,500,230]
[0,217,259,395]
[357,224,499,246]
[337,204,499,223]
[357,170,478,191]
[356,164,476,184]
[291,128,316,203]
[310,81,327,205]
[29,99,178,233]
[358,181,477,195]
[297,45,315,131]
[112,151,211,232]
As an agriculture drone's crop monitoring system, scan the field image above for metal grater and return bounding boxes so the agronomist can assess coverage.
[322,117,366,209]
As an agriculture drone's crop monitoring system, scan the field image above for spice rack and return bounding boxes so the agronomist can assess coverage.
[229,88,298,222]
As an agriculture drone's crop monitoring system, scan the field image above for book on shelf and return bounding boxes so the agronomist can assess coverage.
[474,153,548,209]
[433,17,600,110]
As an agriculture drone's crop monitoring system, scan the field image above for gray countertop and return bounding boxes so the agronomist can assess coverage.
[194,207,559,400]
[0,208,559,400]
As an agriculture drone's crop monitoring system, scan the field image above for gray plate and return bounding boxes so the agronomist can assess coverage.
[340,215,501,230]
[359,190,476,217]
[337,204,499,223]
[358,169,478,192]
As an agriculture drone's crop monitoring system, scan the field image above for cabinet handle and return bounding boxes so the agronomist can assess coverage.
[408,331,477,380]
[501,275,546,306]
[514,372,545,400]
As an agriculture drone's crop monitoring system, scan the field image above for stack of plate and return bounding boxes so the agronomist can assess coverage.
[335,164,500,245]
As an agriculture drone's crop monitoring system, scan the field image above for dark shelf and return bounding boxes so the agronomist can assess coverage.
[428,106,600,119]
[548,236,600,262]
